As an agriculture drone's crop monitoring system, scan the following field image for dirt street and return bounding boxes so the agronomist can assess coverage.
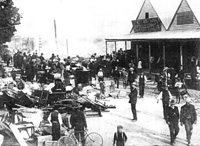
[86,89,200,146]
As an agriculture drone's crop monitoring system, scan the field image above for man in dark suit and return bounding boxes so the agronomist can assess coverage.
[70,103,87,144]
[128,68,136,91]
[138,72,147,98]
[128,85,138,121]
[157,86,172,120]
[180,97,197,146]
[166,99,179,145]
[112,66,120,88]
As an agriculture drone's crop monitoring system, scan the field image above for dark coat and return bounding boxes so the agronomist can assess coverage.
[128,71,136,83]
[166,106,179,124]
[112,69,120,78]
[129,88,138,104]
[51,111,59,123]
[139,75,145,86]
[180,104,197,124]
[70,110,87,130]
[162,89,171,103]
[113,132,127,146]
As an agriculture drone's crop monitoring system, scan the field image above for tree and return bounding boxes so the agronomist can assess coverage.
[0,0,21,45]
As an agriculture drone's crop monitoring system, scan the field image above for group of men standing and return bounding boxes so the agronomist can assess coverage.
[158,86,197,146]
[48,103,87,144]
[166,96,197,146]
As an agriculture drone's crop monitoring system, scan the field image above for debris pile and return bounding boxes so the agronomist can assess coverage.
[0,65,115,146]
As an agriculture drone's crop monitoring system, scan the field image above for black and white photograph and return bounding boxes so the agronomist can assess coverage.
[0,0,199,145]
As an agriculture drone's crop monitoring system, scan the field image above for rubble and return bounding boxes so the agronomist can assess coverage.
[0,65,116,145]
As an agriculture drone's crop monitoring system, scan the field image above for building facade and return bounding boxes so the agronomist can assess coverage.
[105,0,200,73]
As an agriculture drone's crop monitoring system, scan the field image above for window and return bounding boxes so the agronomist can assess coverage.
[145,12,149,19]
[177,11,194,25]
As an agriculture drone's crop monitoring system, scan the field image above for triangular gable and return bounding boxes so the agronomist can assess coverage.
[130,0,165,33]
[169,0,200,30]
[136,0,158,20]
[187,0,200,24]
[150,0,181,30]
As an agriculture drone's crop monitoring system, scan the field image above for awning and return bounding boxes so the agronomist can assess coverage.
[105,29,200,41]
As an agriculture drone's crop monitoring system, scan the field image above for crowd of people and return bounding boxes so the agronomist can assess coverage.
[0,49,198,146]
[0,49,146,95]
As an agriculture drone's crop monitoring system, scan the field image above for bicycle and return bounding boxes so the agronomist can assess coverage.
[58,128,103,146]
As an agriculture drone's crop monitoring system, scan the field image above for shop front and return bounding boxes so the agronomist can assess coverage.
[105,0,200,89]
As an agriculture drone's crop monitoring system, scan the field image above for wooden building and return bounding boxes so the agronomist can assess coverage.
[105,0,200,73]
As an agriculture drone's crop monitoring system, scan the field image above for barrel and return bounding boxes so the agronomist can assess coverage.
[75,70,91,86]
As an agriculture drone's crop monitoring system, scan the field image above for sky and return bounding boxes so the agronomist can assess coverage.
[12,0,144,57]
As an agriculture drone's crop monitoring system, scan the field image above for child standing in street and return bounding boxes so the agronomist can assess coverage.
[113,125,127,146]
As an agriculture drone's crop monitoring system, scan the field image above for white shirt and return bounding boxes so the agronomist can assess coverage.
[0,134,3,146]
[138,61,142,69]
[48,111,63,125]
[98,71,103,77]
[157,90,173,102]
[136,75,147,83]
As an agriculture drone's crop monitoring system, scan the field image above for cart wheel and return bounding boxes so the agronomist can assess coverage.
[85,132,103,146]
[58,136,76,146]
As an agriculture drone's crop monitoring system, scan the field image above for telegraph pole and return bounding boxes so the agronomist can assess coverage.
[39,37,42,54]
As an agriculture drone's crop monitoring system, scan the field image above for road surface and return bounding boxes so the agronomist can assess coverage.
[86,88,200,146]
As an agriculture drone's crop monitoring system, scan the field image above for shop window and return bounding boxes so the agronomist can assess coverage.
[177,11,194,25]
[145,12,149,19]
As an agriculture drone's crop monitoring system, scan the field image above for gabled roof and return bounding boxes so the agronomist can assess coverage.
[132,0,182,31]
[131,0,165,32]
[150,0,181,30]
[187,0,200,23]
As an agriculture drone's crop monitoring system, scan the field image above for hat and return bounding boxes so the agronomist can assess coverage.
[53,106,59,111]
[185,97,191,103]
[170,99,176,105]
[55,78,62,82]
[163,67,169,71]
[132,82,137,86]
[66,66,70,71]
[32,59,36,62]
[45,66,51,70]
[66,86,73,91]
[53,59,58,62]
[117,125,123,129]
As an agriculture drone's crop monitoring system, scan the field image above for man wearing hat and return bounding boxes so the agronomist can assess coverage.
[166,99,179,145]
[128,85,138,121]
[70,103,87,144]
[97,68,104,82]
[51,78,66,93]
[157,86,172,120]
[51,78,66,102]
[48,106,64,140]
[180,97,197,146]
[128,67,136,91]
